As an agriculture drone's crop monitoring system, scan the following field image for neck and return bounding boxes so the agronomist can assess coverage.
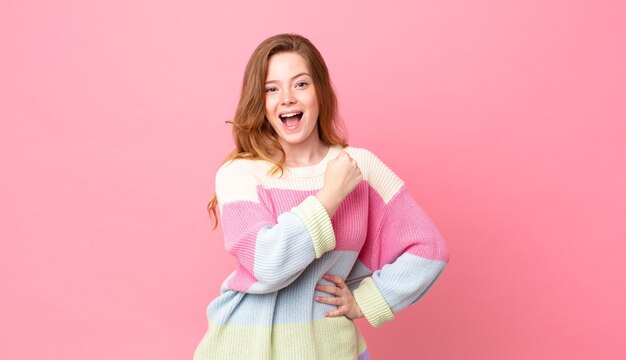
[279,136,329,167]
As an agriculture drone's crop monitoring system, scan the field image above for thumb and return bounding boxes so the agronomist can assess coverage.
[336,150,351,160]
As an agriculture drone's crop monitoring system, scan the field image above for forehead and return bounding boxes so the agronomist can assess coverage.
[266,52,311,80]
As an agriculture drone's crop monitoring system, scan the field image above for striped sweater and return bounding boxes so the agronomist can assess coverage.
[194,145,449,360]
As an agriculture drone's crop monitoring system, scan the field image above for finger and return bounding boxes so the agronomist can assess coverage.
[336,151,352,161]
[315,284,339,295]
[323,274,343,284]
[316,296,341,306]
[323,274,346,288]
[325,308,346,317]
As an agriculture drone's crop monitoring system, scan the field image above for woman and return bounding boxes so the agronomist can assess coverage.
[194,33,449,360]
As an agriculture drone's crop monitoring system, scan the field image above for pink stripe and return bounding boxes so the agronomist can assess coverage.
[257,183,370,251]
[380,188,448,263]
[226,265,256,292]
[220,200,274,290]
[357,184,386,271]
[221,200,273,267]
[220,182,447,290]
[359,186,449,271]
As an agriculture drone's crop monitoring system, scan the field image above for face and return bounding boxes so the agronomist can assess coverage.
[264,52,320,148]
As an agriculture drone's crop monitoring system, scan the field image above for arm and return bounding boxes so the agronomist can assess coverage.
[216,161,335,294]
[349,151,449,327]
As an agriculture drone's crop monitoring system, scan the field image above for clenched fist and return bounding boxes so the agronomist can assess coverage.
[316,150,363,217]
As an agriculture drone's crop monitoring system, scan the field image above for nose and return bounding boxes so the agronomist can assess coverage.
[281,89,296,105]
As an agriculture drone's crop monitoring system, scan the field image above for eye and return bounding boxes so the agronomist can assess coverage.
[265,87,278,93]
[296,81,308,88]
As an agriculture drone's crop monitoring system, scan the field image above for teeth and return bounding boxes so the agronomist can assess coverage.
[280,112,302,118]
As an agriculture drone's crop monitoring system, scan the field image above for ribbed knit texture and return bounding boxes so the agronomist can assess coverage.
[194,145,449,360]
[352,277,395,328]
[291,196,336,258]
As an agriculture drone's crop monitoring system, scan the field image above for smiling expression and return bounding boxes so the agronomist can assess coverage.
[264,52,320,148]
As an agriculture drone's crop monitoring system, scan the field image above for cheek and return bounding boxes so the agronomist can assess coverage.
[309,98,320,117]
[308,92,319,113]
[264,98,274,117]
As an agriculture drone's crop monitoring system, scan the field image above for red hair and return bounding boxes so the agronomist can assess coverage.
[208,33,348,229]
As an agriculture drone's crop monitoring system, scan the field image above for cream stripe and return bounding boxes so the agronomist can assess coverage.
[353,277,395,328]
[194,317,364,360]
[215,160,262,214]
[216,147,405,209]
[291,196,336,258]
[345,147,405,204]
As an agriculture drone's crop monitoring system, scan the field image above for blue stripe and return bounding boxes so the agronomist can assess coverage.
[371,253,447,312]
[208,251,360,326]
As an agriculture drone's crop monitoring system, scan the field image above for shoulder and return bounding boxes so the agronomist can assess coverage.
[215,159,267,205]
[216,158,255,178]
[343,146,391,171]
[343,145,398,181]
[216,157,274,180]
[344,145,405,204]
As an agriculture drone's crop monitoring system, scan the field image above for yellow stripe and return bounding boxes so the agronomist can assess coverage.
[353,277,395,328]
[291,195,336,258]
[194,317,367,360]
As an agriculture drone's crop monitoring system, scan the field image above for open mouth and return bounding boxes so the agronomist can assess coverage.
[279,112,303,127]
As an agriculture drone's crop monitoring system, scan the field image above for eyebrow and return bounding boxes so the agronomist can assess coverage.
[265,72,312,84]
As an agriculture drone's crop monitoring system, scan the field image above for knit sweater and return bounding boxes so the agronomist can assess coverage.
[194,145,449,360]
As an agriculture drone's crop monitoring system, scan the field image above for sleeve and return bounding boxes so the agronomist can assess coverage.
[349,151,449,328]
[215,161,336,294]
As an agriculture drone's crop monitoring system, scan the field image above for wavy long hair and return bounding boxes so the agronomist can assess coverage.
[207,33,348,229]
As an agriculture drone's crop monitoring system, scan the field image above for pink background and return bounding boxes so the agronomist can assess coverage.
[1,0,625,359]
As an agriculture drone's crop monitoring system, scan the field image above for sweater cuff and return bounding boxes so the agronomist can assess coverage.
[291,195,336,258]
[353,277,394,327]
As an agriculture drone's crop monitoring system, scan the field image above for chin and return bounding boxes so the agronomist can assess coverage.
[280,136,308,146]
[272,117,318,147]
